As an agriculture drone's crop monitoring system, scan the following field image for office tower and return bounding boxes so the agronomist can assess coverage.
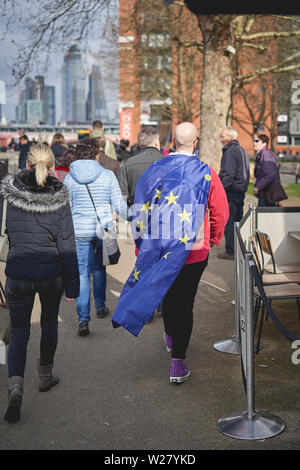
[45,86,56,126]
[61,45,86,123]
[86,65,109,123]
[16,75,56,125]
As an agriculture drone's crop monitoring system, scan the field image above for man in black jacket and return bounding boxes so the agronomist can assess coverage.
[119,126,163,207]
[218,126,249,260]
[18,135,32,170]
[119,126,163,322]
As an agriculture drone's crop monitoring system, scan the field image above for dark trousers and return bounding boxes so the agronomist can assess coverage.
[162,258,208,359]
[224,190,245,255]
[5,276,64,378]
[258,197,276,207]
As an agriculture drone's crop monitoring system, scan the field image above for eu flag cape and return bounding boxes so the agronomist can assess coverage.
[112,153,211,336]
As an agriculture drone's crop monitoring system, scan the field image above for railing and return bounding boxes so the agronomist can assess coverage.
[217,221,286,440]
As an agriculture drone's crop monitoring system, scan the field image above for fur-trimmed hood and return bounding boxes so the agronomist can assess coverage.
[1,171,70,213]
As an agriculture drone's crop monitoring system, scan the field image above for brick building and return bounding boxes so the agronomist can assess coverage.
[119,3,280,157]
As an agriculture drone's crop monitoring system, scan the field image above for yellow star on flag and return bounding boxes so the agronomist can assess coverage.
[137,220,146,232]
[164,191,179,206]
[154,188,161,199]
[133,268,141,281]
[163,251,172,259]
[179,233,191,246]
[177,209,192,223]
[141,201,152,214]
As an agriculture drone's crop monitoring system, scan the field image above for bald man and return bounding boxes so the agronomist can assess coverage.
[128,122,229,383]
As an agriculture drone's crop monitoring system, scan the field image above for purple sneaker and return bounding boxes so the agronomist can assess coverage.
[169,359,191,383]
[164,332,172,353]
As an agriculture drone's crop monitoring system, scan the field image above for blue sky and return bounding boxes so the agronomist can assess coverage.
[0,2,119,124]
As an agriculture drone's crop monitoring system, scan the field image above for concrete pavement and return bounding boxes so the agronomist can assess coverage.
[0,206,299,450]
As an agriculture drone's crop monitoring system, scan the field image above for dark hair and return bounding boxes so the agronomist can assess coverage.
[257,134,269,146]
[138,126,159,148]
[92,120,103,129]
[59,148,76,168]
[75,142,99,160]
[20,135,29,141]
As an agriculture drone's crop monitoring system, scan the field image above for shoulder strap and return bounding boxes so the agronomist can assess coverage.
[1,199,7,237]
[238,146,249,180]
[85,184,104,231]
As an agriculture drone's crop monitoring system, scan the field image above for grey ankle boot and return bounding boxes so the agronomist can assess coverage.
[36,359,59,392]
[4,376,23,423]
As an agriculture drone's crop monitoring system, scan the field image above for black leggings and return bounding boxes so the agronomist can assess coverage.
[5,276,64,378]
[162,258,208,359]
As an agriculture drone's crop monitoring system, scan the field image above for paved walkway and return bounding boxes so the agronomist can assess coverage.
[0,202,299,450]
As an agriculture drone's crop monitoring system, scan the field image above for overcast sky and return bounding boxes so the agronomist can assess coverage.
[0,3,119,124]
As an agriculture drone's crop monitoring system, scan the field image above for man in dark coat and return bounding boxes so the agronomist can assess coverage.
[18,135,32,170]
[218,126,249,260]
[119,126,163,207]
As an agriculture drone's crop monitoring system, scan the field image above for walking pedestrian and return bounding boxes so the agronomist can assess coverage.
[82,137,120,180]
[119,125,164,321]
[253,134,279,207]
[112,122,229,383]
[55,148,76,182]
[1,143,79,423]
[64,142,129,337]
[18,135,31,170]
[90,120,117,160]
[119,126,163,208]
[50,133,68,167]
[218,126,249,260]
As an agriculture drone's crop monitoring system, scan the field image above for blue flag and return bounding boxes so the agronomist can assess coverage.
[112,153,211,336]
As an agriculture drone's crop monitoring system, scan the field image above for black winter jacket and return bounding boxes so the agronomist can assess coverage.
[219,140,250,193]
[0,170,80,298]
[51,144,68,167]
[18,142,32,169]
[119,146,163,206]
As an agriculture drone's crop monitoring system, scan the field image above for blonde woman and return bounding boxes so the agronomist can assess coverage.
[50,133,68,167]
[0,144,79,423]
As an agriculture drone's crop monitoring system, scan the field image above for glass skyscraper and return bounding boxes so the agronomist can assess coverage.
[61,45,86,123]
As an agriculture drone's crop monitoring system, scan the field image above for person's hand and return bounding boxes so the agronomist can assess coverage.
[209,241,215,248]
[253,186,259,195]
[65,298,75,302]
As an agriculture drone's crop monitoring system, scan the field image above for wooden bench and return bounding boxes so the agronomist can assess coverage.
[279,162,300,183]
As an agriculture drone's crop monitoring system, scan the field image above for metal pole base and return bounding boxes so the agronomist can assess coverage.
[217,410,285,440]
[213,336,241,355]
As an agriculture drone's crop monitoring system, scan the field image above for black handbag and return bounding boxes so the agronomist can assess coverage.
[263,182,287,204]
[263,167,288,204]
[85,184,121,266]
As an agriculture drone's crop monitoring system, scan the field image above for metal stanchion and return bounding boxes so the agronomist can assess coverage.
[217,255,285,440]
[214,222,241,355]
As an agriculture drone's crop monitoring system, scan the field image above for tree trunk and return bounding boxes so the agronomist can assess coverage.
[197,16,234,172]
[199,44,233,171]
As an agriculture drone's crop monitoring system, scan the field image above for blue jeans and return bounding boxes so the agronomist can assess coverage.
[75,237,106,323]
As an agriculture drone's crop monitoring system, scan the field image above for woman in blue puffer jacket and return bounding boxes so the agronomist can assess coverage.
[64,142,129,336]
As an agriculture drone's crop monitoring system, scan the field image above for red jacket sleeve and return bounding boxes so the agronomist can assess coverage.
[208,168,229,246]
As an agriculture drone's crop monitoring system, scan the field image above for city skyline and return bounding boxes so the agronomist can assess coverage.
[0,14,119,125]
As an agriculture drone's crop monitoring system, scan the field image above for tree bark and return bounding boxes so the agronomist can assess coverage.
[198,42,233,171]
[197,16,235,171]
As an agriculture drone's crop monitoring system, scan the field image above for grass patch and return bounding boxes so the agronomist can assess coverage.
[247,183,300,200]
[284,184,300,199]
